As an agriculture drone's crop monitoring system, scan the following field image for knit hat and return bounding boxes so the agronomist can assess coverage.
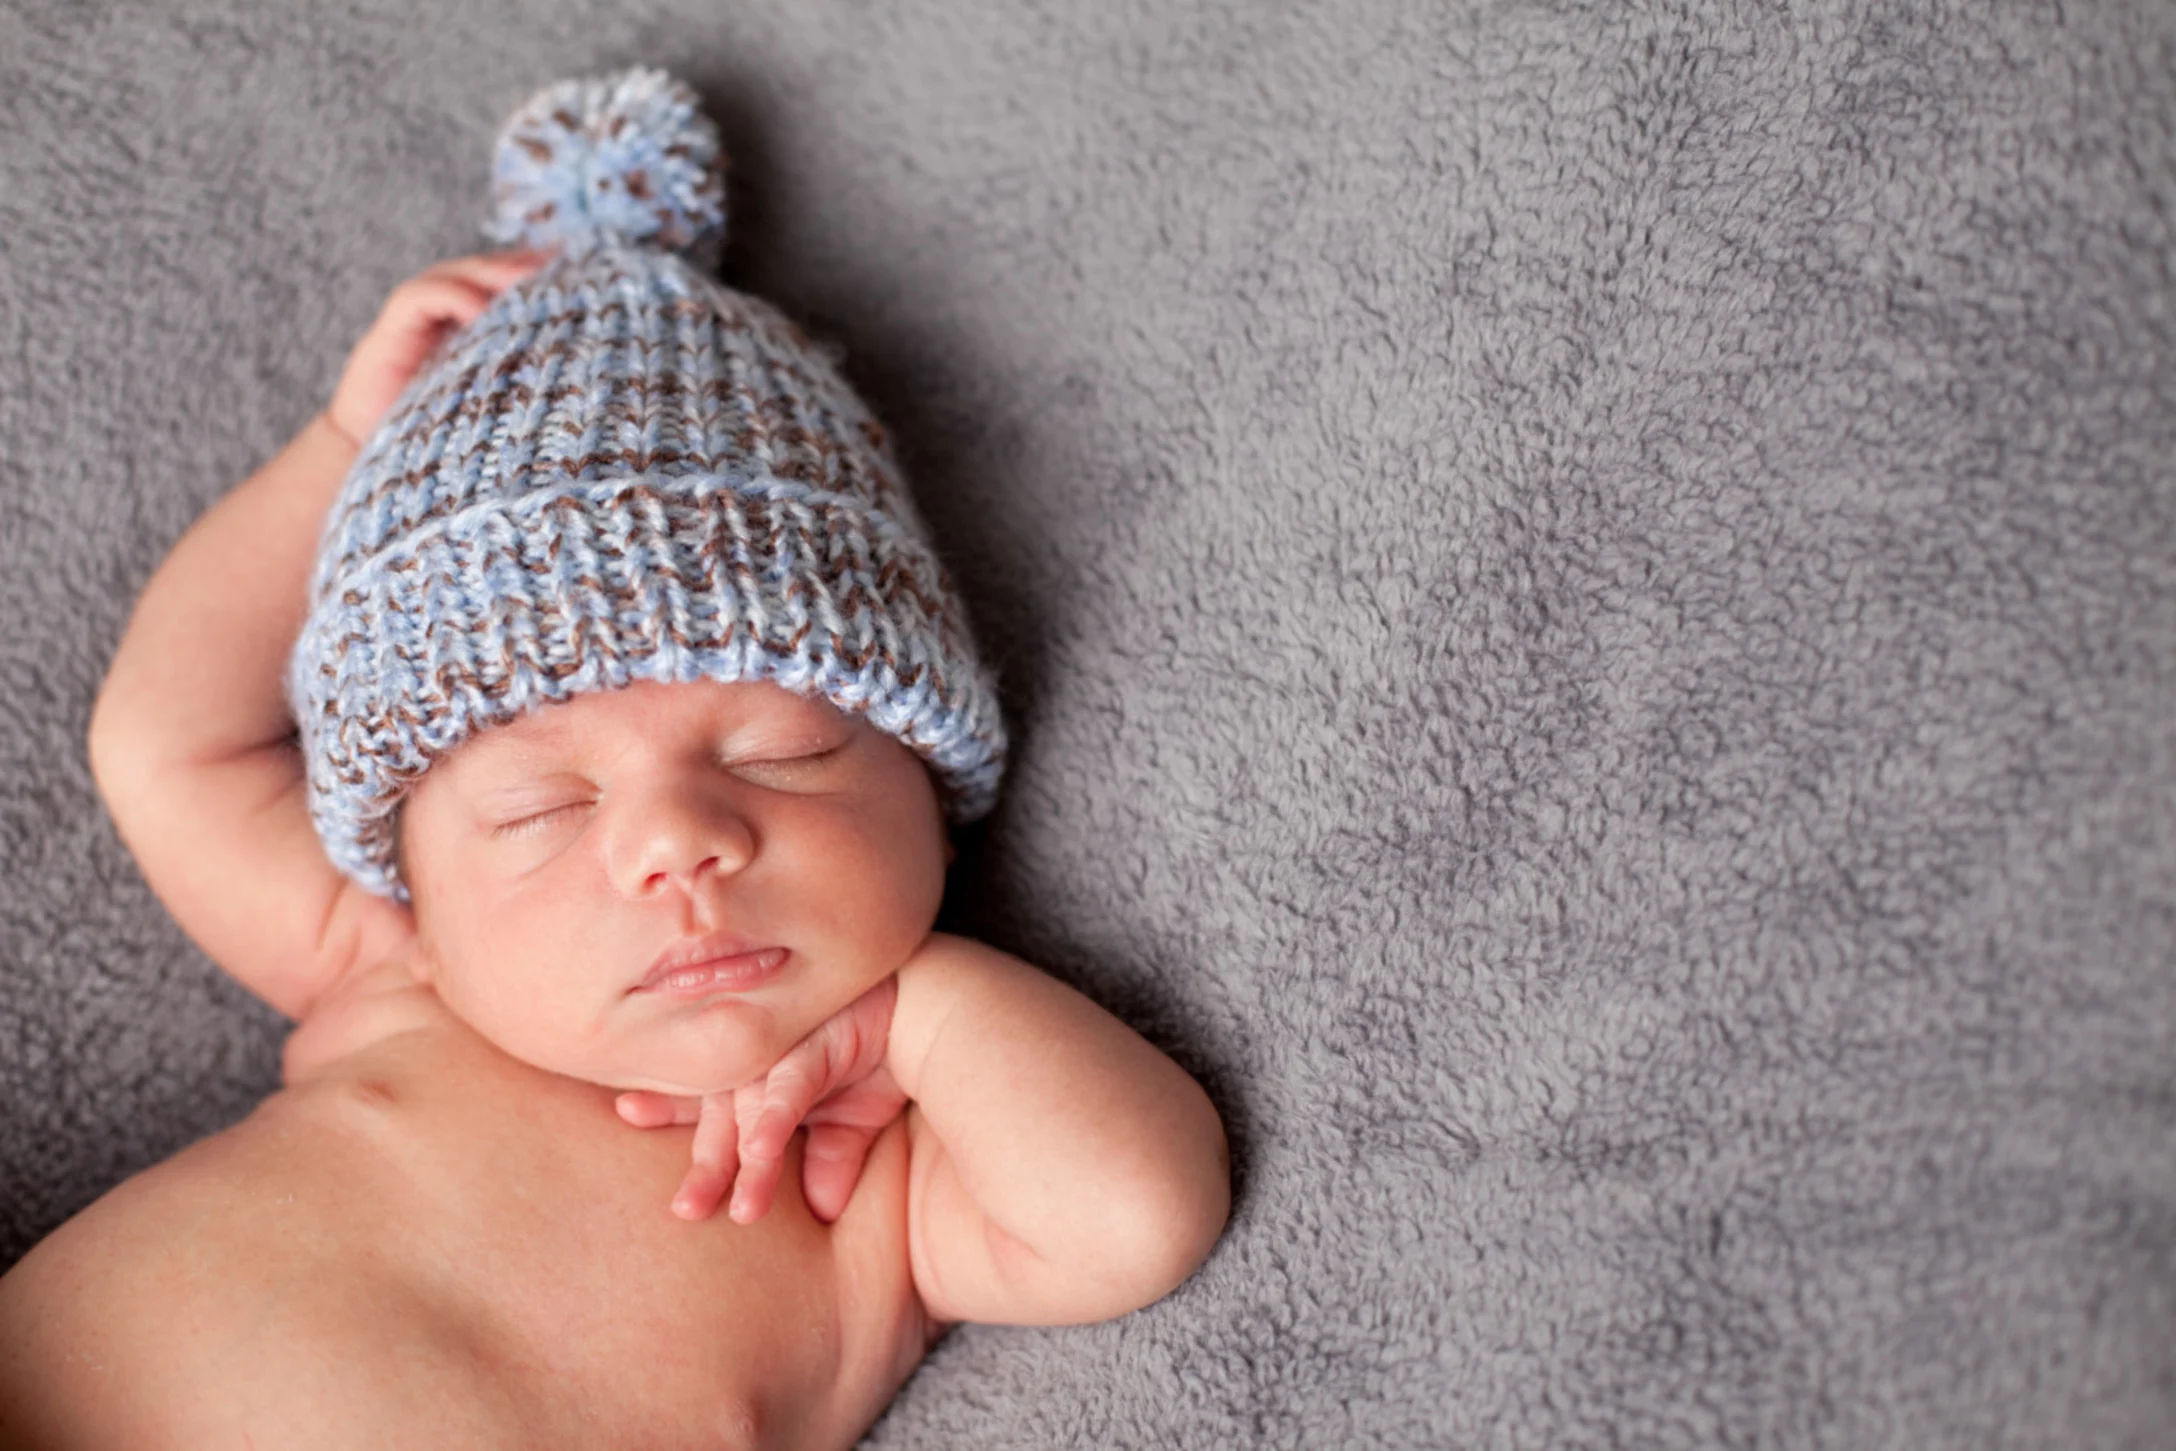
[288,66,1008,902]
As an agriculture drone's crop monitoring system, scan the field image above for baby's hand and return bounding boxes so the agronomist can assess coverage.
[324,247,558,449]
[616,976,905,1225]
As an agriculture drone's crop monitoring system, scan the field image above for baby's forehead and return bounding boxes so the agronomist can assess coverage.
[452,677,842,767]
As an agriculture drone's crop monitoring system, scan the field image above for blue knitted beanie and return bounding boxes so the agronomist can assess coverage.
[288,67,1008,902]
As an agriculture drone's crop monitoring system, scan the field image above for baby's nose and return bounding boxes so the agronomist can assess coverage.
[604,782,757,898]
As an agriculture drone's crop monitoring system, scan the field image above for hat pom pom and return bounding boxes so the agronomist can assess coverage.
[483,66,728,264]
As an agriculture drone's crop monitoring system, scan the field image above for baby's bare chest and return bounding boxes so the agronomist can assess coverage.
[0,1024,925,1451]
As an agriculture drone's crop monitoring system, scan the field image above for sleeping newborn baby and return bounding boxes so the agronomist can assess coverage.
[0,68,1227,1447]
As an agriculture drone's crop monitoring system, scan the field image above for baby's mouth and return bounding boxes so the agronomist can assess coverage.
[635,933,791,996]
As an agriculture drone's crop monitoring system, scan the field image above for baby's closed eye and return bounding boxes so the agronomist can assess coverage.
[732,742,848,775]
[492,803,587,837]
[488,743,848,836]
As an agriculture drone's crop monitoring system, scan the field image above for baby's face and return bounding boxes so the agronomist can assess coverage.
[396,676,951,1096]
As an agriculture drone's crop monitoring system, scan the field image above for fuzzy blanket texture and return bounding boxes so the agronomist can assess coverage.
[3,1,2172,1446]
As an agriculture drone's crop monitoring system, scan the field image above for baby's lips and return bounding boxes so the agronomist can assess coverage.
[636,935,790,996]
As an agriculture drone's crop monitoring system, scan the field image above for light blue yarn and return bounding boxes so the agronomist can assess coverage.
[482,67,729,265]
[289,68,1008,901]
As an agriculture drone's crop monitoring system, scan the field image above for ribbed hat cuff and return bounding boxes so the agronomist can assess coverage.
[290,470,1007,899]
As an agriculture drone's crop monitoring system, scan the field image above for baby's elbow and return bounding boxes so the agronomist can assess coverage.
[1171,1114,1234,1285]
[1100,1116,1232,1311]
[84,695,149,819]
[85,692,126,795]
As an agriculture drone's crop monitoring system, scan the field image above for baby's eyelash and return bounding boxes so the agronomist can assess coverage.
[738,743,847,770]
[492,803,584,837]
[489,745,844,837]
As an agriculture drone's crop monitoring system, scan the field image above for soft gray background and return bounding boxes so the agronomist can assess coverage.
[3,0,2172,1445]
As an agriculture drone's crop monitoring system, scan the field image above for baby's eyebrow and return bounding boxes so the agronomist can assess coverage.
[497,707,576,742]
[453,732,577,784]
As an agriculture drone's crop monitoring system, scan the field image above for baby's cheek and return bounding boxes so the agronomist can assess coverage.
[438,965,551,1060]
[426,937,573,1066]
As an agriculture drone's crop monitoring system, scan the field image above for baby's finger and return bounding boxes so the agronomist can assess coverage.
[379,274,504,336]
[725,1067,815,1225]
[672,1092,739,1222]
[725,1146,785,1225]
[616,1090,702,1128]
[799,1122,881,1225]
[673,1160,731,1224]
[739,1053,823,1169]
[417,247,559,292]
[725,1090,782,1224]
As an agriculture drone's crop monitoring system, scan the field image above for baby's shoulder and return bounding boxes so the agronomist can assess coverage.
[279,949,449,1086]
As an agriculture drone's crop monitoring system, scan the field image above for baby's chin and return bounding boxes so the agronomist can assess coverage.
[557,998,816,1098]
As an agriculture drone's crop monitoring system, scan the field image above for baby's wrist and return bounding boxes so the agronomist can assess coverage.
[315,407,364,455]
[886,933,999,1098]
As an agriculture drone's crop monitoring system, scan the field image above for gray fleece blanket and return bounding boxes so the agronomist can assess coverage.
[3,1,2172,1445]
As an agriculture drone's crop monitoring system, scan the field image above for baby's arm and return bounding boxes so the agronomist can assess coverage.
[890,933,1230,1326]
[87,250,551,1022]
[86,411,410,1021]
[620,933,1231,1322]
